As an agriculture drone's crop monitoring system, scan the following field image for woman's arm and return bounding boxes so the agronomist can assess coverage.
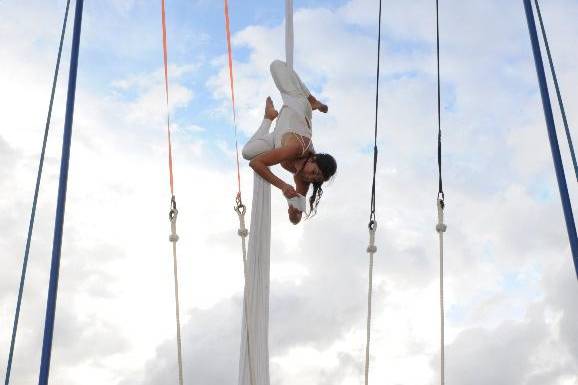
[249,145,302,198]
[294,174,310,196]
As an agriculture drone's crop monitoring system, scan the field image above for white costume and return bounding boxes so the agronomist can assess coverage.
[242,60,314,160]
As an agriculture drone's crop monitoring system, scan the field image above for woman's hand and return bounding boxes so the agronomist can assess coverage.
[288,206,302,224]
[282,183,299,199]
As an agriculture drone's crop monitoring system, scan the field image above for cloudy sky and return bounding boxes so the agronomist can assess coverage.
[1,0,577,384]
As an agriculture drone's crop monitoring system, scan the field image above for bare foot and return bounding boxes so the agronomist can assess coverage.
[264,96,279,120]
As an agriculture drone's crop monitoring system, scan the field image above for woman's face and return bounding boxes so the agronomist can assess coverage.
[301,158,324,183]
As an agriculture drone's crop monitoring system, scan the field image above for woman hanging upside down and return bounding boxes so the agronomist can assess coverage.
[242,60,337,225]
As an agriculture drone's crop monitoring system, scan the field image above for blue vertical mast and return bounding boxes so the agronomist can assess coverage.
[523,0,578,279]
[4,2,72,385]
[38,1,85,384]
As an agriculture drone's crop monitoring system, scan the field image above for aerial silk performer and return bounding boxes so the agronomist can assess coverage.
[237,4,337,385]
[243,60,337,222]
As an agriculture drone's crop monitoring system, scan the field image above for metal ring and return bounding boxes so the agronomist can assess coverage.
[438,192,445,209]
[234,203,246,216]
[368,219,377,231]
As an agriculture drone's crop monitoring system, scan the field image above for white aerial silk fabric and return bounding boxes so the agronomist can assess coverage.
[238,2,295,384]
[285,0,294,70]
[238,173,271,385]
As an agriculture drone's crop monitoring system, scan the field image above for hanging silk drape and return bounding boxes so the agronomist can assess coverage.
[238,175,271,385]
[238,2,294,385]
[285,0,294,70]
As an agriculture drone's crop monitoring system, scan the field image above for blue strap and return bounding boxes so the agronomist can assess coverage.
[534,0,578,182]
[4,2,71,384]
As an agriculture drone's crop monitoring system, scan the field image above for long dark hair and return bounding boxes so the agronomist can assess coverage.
[301,153,337,218]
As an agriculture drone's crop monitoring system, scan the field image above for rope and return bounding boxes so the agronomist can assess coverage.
[234,202,257,385]
[161,2,183,384]
[435,2,446,384]
[369,0,382,228]
[224,0,243,200]
[436,0,444,208]
[234,202,249,279]
[436,200,447,385]
[534,0,578,182]
[364,0,382,383]
[38,1,84,384]
[161,0,175,195]
[365,225,377,385]
[4,2,71,385]
[169,201,184,385]
[224,3,256,384]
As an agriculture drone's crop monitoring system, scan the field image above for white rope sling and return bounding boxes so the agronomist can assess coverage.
[169,203,184,385]
[436,199,447,385]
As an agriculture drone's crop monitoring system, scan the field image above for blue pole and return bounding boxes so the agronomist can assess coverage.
[38,0,84,384]
[4,3,72,385]
[523,0,578,279]
[534,0,578,183]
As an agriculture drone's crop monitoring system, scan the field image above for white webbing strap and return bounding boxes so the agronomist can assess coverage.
[285,0,294,69]
[435,199,447,385]
[365,222,377,385]
[169,203,184,385]
[235,202,256,385]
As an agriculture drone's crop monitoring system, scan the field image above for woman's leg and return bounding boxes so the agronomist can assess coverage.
[269,60,311,98]
[242,97,279,160]
[242,119,274,160]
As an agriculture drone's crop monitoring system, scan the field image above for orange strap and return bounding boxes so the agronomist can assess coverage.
[224,0,242,201]
[161,0,175,196]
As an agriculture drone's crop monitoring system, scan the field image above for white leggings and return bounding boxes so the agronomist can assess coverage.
[242,119,274,160]
[242,60,312,160]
